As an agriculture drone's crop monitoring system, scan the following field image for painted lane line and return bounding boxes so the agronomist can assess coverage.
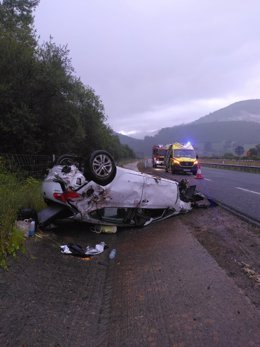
[203,178,212,181]
[235,187,260,196]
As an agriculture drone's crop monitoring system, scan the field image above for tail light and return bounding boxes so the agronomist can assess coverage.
[53,191,81,203]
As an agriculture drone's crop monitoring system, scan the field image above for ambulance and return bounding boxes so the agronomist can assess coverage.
[164,142,198,174]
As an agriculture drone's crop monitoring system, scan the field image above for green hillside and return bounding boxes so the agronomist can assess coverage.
[194,100,260,124]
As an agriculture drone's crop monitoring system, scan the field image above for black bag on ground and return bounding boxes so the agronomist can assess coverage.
[67,244,86,257]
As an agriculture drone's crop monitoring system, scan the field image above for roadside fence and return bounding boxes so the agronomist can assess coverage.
[0,153,54,179]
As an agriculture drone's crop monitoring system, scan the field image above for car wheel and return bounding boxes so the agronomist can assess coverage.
[56,154,81,166]
[171,165,175,174]
[84,150,117,186]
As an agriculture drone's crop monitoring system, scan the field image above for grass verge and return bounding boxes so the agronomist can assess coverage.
[0,171,45,269]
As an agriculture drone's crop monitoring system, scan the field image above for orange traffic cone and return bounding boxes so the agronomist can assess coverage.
[195,164,204,179]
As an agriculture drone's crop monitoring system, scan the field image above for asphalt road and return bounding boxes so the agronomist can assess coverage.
[154,166,260,223]
[1,216,260,347]
[1,162,259,346]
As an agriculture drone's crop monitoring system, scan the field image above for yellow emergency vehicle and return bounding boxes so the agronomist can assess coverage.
[164,142,198,175]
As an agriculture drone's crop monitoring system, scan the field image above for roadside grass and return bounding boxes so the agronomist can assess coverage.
[0,171,45,269]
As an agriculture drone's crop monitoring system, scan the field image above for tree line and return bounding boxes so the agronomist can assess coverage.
[0,0,134,161]
[246,144,260,159]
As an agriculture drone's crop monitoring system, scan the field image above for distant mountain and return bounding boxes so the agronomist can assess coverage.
[151,121,260,155]
[117,99,260,157]
[193,99,260,124]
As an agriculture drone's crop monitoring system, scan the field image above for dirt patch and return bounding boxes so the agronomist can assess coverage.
[180,207,260,307]
[140,162,260,308]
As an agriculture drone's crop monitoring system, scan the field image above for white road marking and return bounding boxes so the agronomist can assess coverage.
[203,178,212,181]
[235,187,260,196]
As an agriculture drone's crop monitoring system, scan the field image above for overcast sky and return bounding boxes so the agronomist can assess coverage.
[34,0,260,138]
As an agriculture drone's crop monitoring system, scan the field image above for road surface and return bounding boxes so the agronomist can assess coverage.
[0,162,259,346]
[153,165,260,223]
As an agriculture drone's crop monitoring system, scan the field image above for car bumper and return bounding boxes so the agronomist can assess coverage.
[173,164,197,173]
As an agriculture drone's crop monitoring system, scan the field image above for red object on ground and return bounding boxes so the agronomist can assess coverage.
[195,164,204,179]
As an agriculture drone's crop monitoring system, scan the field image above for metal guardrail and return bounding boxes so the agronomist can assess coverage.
[207,197,260,227]
[201,162,260,173]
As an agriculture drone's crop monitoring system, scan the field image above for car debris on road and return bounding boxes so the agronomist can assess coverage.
[60,241,107,257]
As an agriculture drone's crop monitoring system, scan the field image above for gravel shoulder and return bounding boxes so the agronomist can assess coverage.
[0,164,259,346]
[140,163,260,308]
[1,206,259,346]
[180,207,260,307]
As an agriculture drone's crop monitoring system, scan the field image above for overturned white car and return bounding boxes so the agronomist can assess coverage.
[38,150,208,228]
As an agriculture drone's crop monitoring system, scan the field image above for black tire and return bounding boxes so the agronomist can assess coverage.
[84,150,117,186]
[171,165,175,174]
[56,154,81,166]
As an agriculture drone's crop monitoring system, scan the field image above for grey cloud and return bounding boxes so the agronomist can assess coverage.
[35,0,260,138]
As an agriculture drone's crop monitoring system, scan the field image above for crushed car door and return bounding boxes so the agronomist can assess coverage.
[140,176,179,209]
[74,167,145,213]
